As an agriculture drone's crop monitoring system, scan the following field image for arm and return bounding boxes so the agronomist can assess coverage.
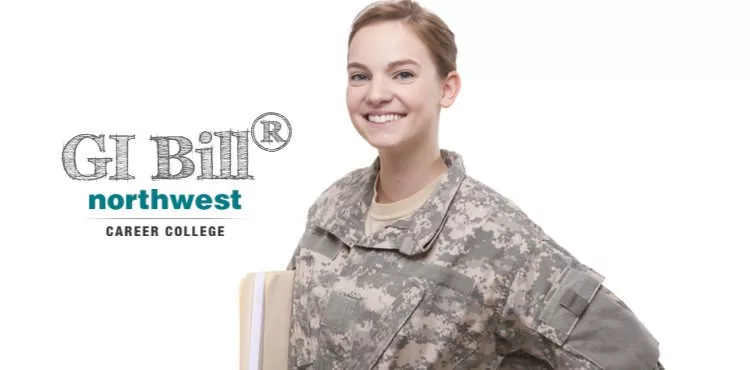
[286,227,308,271]
[286,246,300,271]
[286,205,316,271]
[498,238,663,369]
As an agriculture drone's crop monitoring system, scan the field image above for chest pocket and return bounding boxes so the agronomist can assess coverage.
[317,272,427,369]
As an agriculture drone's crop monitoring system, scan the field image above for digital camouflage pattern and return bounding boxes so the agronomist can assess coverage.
[287,150,663,369]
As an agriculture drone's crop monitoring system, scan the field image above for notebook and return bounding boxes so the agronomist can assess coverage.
[239,270,295,370]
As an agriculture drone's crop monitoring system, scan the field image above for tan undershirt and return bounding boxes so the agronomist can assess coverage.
[365,173,442,235]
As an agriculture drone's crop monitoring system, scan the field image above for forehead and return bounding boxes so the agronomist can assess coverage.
[348,21,432,67]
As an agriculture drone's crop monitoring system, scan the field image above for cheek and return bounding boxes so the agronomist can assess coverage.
[401,86,441,115]
[346,87,363,113]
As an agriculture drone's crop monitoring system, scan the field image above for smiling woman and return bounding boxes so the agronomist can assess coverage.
[285,1,665,369]
[345,11,459,203]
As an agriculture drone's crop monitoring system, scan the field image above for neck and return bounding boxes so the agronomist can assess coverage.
[376,140,447,204]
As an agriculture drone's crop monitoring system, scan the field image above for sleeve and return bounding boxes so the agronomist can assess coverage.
[286,245,300,271]
[286,226,308,271]
[498,239,663,370]
[286,205,316,271]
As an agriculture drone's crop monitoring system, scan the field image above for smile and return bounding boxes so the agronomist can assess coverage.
[366,113,406,123]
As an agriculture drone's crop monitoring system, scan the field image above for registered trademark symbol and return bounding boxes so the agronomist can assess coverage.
[251,112,292,152]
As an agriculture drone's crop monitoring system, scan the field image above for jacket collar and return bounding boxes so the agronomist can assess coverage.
[311,149,466,256]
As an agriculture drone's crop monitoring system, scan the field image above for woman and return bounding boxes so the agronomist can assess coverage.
[286,1,664,368]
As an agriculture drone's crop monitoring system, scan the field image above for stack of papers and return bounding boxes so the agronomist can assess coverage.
[239,271,295,370]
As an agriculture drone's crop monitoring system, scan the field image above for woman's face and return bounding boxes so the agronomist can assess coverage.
[346,21,456,153]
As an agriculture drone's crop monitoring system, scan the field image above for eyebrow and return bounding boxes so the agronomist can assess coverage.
[347,58,421,71]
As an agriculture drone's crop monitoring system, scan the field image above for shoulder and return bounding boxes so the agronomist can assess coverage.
[451,175,568,255]
[290,165,372,268]
[459,177,663,369]
[304,165,373,220]
[454,176,536,224]
[448,175,589,291]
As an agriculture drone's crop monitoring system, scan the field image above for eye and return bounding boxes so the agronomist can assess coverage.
[350,73,369,81]
[394,71,415,80]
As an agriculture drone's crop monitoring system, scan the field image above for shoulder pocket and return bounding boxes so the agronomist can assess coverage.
[536,265,604,345]
[535,267,660,369]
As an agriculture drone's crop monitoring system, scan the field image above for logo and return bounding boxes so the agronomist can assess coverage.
[61,112,292,237]
[251,112,292,152]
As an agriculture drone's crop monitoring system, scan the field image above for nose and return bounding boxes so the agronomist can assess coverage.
[365,75,392,105]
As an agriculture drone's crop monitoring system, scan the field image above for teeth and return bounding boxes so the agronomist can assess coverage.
[367,114,404,123]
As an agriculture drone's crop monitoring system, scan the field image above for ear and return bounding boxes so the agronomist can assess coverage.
[439,71,461,108]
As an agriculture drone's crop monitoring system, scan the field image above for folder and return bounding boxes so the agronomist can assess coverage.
[239,271,295,370]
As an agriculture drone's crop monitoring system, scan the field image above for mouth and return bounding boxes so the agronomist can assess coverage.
[364,113,407,124]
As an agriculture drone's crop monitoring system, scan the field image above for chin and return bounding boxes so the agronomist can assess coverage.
[364,137,402,150]
[364,134,419,154]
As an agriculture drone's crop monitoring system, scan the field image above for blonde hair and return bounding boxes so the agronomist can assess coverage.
[348,0,457,78]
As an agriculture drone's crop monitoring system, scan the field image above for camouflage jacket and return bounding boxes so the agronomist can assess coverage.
[286,150,663,369]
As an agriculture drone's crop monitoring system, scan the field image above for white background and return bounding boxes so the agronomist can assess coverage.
[1,0,748,369]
